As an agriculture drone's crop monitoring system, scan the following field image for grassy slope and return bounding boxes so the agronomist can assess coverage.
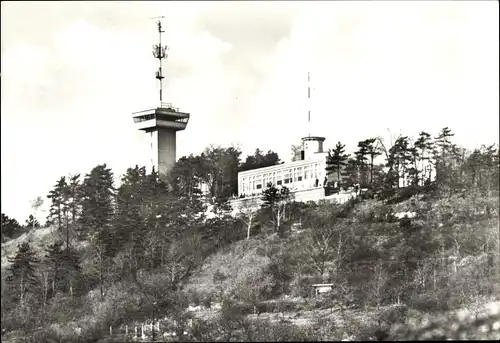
[181,193,500,339]
[182,230,500,339]
[1,226,58,270]
[2,193,499,341]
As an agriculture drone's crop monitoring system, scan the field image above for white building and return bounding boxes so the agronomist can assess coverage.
[228,134,437,215]
[238,136,328,196]
[229,136,353,213]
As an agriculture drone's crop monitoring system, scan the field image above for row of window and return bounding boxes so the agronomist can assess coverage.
[241,164,322,182]
[240,165,324,194]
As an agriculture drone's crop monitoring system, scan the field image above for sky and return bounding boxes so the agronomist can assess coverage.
[1,1,499,223]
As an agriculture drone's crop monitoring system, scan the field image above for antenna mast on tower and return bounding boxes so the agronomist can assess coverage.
[307,71,311,137]
[151,16,168,104]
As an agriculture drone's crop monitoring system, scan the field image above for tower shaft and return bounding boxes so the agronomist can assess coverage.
[147,128,177,176]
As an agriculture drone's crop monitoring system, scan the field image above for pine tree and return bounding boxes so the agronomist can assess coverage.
[113,165,150,278]
[113,166,145,251]
[60,247,82,297]
[44,240,82,298]
[414,131,434,185]
[341,158,359,189]
[355,141,370,186]
[326,142,350,185]
[47,177,69,233]
[169,156,204,204]
[434,127,458,194]
[79,164,115,300]
[2,213,22,241]
[67,174,82,246]
[388,136,413,188]
[79,164,115,242]
[6,242,40,306]
[407,143,420,187]
[362,138,383,186]
[44,240,64,297]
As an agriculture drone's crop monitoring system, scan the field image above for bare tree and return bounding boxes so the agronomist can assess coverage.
[38,269,50,310]
[372,261,389,310]
[291,143,302,162]
[301,213,344,280]
[261,184,294,236]
[238,198,260,240]
[376,128,402,162]
[160,234,202,291]
[29,196,44,229]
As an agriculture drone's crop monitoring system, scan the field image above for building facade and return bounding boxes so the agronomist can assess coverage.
[238,157,328,198]
[238,136,329,198]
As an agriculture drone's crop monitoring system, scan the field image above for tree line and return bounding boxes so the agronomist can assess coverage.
[325,127,499,199]
[1,127,498,340]
[1,146,283,334]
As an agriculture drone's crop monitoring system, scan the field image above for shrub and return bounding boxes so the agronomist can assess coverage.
[379,304,409,326]
[255,299,299,314]
[290,275,323,299]
[407,290,459,313]
[387,186,422,204]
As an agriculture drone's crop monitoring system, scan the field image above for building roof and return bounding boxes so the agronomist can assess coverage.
[238,157,327,177]
[301,136,326,142]
[311,283,334,287]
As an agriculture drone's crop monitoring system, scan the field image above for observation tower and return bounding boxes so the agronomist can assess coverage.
[132,17,190,176]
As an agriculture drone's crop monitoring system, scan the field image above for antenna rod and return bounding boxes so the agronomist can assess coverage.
[307,71,311,137]
[152,16,167,104]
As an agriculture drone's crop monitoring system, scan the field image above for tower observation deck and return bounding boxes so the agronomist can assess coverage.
[132,17,190,176]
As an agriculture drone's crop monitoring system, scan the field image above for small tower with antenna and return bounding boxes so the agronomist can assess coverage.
[132,17,190,176]
[301,71,326,161]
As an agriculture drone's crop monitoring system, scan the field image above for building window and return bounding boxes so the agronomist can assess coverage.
[276,171,282,184]
[297,167,303,181]
[277,180,282,185]
[256,175,262,185]
[256,184,262,189]
[284,179,290,184]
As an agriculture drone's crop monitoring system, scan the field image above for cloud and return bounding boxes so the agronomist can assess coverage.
[1,2,241,222]
[1,1,498,222]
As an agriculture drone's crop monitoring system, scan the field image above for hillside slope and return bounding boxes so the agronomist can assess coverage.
[1,226,57,270]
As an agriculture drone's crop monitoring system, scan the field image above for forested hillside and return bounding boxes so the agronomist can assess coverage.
[1,127,499,342]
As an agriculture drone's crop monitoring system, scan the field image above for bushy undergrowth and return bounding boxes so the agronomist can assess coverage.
[2,188,499,342]
[185,239,275,305]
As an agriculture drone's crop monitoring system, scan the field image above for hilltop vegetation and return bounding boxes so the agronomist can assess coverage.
[1,127,499,342]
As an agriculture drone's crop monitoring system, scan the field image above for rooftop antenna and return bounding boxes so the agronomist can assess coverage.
[307,71,311,137]
[151,16,168,104]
